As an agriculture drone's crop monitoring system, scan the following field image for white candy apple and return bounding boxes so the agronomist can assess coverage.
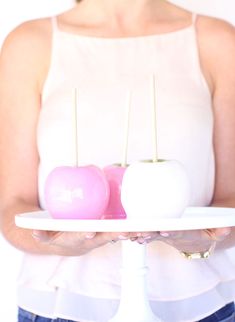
[121,160,191,219]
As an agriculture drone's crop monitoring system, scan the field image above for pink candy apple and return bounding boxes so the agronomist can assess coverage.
[102,164,127,219]
[44,165,110,219]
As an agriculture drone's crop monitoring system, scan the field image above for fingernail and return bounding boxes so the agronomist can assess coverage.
[137,238,147,244]
[118,234,128,240]
[85,232,96,239]
[32,230,47,242]
[130,237,138,241]
[143,235,152,240]
[223,228,231,236]
[159,232,170,237]
[32,230,43,239]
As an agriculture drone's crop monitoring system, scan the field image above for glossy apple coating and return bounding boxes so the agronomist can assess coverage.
[44,165,110,219]
[121,160,191,219]
[102,164,127,219]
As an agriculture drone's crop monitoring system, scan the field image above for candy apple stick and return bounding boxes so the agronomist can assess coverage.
[74,88,79,167]
[121,90,132,167]
[151,75,158,163]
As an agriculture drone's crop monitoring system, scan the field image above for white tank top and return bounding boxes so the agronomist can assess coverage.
[17,14,235,322]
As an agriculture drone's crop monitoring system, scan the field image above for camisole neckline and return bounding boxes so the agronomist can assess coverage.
[52,13,197,42]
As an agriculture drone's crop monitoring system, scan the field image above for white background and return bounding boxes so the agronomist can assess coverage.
[0,0,234,321]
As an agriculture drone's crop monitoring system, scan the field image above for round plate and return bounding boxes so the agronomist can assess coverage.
[15,207,235,232]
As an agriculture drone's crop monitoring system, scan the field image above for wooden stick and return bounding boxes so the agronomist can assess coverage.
[152,75,158,163]
[121,90,132,167]
[74,88,79,167]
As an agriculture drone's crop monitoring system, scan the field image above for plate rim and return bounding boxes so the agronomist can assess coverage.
[15,206,235,232]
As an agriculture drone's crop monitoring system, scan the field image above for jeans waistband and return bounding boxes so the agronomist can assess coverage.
[18,302,235,322]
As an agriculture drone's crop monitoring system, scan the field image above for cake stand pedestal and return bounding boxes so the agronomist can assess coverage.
[108,240,160,322]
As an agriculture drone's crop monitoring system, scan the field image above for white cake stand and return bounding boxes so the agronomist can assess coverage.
[108,240,160,322]
[15,207,235,322]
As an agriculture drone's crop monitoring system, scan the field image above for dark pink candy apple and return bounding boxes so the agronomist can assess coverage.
[102,164,127,219]
[44,165,110,219]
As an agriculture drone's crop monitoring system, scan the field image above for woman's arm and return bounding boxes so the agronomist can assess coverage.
[0,19,123,256]
[143,17,235,253]
[0,20,46,253]
[201,17,235,249]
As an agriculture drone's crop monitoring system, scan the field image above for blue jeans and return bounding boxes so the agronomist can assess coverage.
[18,303,235,322]
[198,303,235,322]
[17,308,75,322]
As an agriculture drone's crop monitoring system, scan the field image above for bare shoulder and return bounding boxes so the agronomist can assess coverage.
[0,18,52,86]
[197,15,235,33]
[1,18,51,55]
[195,15,235,91]
[196,15,235,57]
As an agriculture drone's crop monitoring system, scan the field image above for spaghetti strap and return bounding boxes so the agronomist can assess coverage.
[192,13,197,26]
[51,16,59,32]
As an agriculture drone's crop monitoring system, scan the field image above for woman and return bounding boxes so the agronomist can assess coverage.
[0,0,235,321]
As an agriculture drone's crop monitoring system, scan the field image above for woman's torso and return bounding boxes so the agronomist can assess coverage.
[17,13,235,322]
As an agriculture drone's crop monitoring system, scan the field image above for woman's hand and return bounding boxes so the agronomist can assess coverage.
[31,230,130,256]
[29,226,232,257]
[132,227,231,254]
